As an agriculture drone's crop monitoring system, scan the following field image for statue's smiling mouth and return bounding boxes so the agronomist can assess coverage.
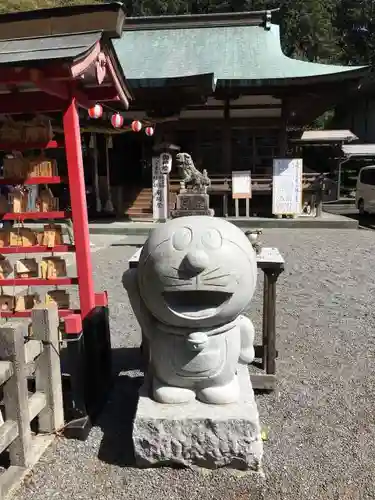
[163,290,232,318]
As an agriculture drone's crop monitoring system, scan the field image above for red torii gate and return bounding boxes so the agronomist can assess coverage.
[0,2,132,439]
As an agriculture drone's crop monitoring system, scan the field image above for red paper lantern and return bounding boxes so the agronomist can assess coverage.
[131,120,142,132]
[145,126,154,137]
[88,104,103,119]
[111,113,124,128]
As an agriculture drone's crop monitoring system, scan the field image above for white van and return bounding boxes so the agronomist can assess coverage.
[356,165,375,215]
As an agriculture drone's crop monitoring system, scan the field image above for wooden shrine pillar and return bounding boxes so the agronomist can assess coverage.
[223,98,232,173]
[279,100,288,157]
[63,97,95,318]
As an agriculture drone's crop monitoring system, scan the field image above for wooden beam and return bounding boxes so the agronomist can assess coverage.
[0,3,126,41]
[162,117,282,130]
[0,93,64,114]
[103,49,130,109]
[0,66,71,85]
[0,87,120,114]
[30,69,91,109]
[70,42,101,78]
[188,103,282,111]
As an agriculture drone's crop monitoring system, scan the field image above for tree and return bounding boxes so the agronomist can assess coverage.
[333,0,375,65]
[0,0,101,14]
[278,0,340,62]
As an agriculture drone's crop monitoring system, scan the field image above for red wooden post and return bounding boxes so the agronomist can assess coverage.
[63,97,95,318]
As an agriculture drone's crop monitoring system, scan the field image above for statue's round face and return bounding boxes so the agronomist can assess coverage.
[137,216,258,328]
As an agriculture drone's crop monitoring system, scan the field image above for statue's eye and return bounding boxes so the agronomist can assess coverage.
[201,228,222,249]
[172,227,192,251]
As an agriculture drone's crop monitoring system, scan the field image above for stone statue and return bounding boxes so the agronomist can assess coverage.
[175,152,211,192]
[124,216,258,405]
[245,229,263,255]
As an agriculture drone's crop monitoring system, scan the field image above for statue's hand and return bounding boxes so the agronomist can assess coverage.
[238,315,255,364]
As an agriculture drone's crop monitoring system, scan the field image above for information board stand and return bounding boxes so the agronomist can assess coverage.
[272,158,303,217]
[232,170,252,217]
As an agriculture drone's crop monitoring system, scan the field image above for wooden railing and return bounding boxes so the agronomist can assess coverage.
[170,172,324,194]
[0,304,63,499]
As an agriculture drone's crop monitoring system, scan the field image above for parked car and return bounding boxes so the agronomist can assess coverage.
[356,165,375,215]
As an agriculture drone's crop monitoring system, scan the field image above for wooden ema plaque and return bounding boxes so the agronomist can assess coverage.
[41,224,63,247]
[15,293,40,312]
[0,257,12,279]
[14,258,39,278]
[3,156,25,179]
[0,195,9,213]
[0,118,53,145]
[9,188,28,213]
[0,295,14,312]
[40,257,67,279]
[46,290,70,309]
[3,154,58,179]
[28,157,57,177]
[36,189,58,212]
[9,228,37,247]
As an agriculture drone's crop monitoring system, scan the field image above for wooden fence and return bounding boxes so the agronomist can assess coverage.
[0,303,64,499]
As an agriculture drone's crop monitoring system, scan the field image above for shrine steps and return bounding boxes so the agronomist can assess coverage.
[124,188,153,220]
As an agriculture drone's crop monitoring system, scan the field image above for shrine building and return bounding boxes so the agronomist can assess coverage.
[100,9,368,219]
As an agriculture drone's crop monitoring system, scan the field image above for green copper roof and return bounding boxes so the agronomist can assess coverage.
[114,15,367,88]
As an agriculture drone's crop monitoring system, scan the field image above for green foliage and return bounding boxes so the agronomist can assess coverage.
[333,0,375,65]
[119,0,371,66]
[0,0,101,14]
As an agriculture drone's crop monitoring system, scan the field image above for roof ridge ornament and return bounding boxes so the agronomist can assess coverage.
[95,52,107,85]
[264,10,272,30]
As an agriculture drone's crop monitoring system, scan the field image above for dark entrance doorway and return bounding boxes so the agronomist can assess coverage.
[113,132,153,188]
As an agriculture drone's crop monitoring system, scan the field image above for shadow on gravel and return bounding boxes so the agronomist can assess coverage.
[324,206,375,230]
[354,214,375,230]
[97,347,143,467]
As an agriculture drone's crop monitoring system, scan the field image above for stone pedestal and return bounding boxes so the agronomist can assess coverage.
[171,190,214,218]
[132,363,263,470]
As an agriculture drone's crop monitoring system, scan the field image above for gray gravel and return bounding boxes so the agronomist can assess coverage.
[10,228,375,500]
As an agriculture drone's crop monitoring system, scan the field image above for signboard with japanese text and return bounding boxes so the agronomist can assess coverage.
[232,170,252,199]
[272,158,303,215]
[152,156,168,221]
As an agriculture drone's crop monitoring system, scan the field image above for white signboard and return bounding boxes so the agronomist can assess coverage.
[232,170,252,199]
[272,158,303,215]
[152,156,168,221]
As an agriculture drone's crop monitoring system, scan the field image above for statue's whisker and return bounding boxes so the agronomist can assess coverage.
[202,267,220,277]
[164,283,191,288]
[163,275,191,281]
[201,282,228,287]
[203,274,229,281]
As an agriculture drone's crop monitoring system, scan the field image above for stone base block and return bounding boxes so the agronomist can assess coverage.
[171,191,215,218]
[132,364,263,470]
[171,208,214,217]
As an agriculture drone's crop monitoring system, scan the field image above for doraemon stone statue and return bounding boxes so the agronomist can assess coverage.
[124,216,258,405]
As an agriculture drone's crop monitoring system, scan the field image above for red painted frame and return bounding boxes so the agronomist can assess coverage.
[63,97,96,318]
[0,38,129,327]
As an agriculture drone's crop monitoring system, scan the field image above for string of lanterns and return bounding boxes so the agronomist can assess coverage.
[87,103,155,136]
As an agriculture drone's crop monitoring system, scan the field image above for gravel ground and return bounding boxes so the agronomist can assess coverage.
[10,228,375,500]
